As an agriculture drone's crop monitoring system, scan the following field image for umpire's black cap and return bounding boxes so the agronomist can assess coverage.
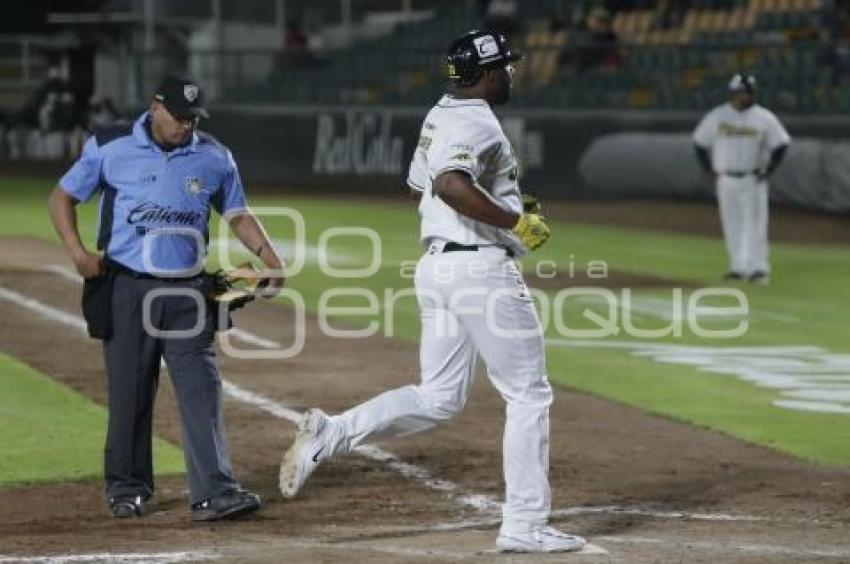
[154,75,210,119]
[446,30,523,88]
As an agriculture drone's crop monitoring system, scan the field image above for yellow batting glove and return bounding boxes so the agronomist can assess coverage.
[512,213,550,251]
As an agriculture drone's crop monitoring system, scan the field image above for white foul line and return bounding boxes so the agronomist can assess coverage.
[423,505,764,534]
[2,267,501,514]
[1,268,772,524]
[551,505,764,522]
[597,535,850,559]
[0,552,216,563]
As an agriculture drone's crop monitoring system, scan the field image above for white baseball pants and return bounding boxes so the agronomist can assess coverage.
[717,174,770,275]
[322,242,554,533]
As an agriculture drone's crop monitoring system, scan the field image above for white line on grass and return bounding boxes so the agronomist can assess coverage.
[2,270,771,524]
[546,338,850,415]
[4,268,501,513]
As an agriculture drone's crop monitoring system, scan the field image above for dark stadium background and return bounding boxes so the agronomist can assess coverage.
[2,1,849,209]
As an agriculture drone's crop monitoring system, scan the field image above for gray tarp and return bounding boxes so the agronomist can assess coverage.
[579,132,850,213]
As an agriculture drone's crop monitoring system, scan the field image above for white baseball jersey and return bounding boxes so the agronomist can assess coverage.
[693,103,790,173]
[407,94,524,256]
[311,94,557,536]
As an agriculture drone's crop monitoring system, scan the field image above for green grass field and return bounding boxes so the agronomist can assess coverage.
[2,176,850,482]
[0,353,184,484]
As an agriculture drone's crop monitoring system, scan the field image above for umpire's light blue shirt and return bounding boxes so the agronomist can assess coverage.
[59,112,247,274]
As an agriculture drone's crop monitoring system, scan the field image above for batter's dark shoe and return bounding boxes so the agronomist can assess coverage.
[191,489,261,522]
[723,271,743,281]
[109,494,146,518]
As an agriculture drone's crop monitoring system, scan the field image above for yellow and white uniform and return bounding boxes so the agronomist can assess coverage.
[694,102,791,275]
[324,94,554,535]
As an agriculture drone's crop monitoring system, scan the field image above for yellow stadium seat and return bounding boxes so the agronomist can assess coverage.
[711,11,729,31]
[635,10,654,33]
[694,11,712,32]
[681,11,698,32]
[612,12,627,35]
[728,9,745,30]
[535,30,567,88]
[628,87,653,108]
[620,12,636,35]
[743,7,759,28]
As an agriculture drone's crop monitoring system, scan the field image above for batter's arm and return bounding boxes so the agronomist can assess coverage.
[764,144,789,176]
[434,170,518,228]
[693,144,713,174]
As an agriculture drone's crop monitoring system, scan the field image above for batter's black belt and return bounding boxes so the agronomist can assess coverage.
[720,171,757,178]
[105,257,200,283]
[442,241,516,258]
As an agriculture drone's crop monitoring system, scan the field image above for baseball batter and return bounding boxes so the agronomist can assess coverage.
[693,73,790,284]
[278,31,586,553]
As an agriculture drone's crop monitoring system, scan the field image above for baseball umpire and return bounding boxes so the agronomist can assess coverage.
[693,73,790,285]
[278,31,586,553]
[47,75,285,520]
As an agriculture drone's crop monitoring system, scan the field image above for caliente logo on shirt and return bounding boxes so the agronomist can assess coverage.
[127,201,203,226]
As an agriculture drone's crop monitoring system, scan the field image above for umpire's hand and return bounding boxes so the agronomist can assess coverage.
[256,268,286,298]
[73,250,106,278]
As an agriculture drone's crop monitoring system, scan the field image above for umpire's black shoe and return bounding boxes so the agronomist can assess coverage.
[723,271,743,281]
[109,494,146,518]
[191,489,261,522]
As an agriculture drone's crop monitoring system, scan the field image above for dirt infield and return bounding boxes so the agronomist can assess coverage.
[1,237,850,563]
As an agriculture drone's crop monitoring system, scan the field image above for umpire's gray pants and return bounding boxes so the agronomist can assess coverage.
[103,272,239,505]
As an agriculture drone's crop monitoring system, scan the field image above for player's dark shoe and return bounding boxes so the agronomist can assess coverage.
[109,494,146,518]
[749,271,770,285]
[723,271,743,281]
[190,489,261,522]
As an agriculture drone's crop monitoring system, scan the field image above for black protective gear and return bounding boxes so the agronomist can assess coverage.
[728,73,757,94]
[446,30,523,87]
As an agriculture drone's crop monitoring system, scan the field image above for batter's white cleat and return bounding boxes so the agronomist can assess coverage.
[496,526,587,553]
[279,408,329,498]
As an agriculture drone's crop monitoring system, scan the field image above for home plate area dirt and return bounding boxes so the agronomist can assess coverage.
[0,237,849,563]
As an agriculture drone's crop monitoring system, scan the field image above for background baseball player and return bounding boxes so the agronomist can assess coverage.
[278,30,586,554]
[47,75,285,520]
[693,73,791,285]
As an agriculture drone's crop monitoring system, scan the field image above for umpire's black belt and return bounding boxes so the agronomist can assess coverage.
[442,241,516,258]
[106,258,199,283]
